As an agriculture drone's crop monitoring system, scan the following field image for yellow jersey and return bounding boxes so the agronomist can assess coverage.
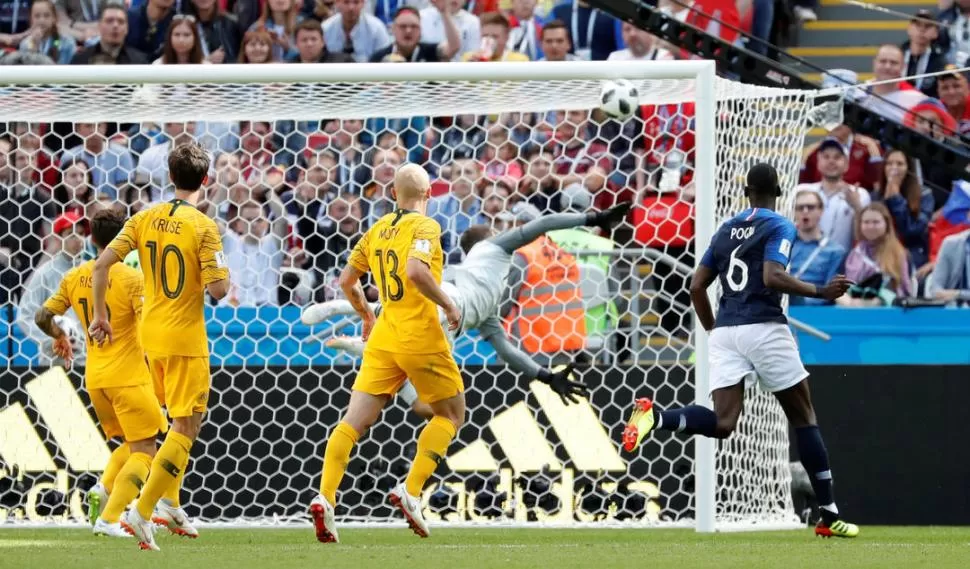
[44,261,149,390]
[348,209,450,354]
[107,199,229,357]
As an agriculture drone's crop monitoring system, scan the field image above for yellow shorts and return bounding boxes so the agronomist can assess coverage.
[353,348,464,404]
[89,383,167,442]
[146,352,211,418]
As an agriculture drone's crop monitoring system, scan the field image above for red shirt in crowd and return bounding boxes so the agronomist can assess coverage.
[799,135,882,190]
[682,0,741,59]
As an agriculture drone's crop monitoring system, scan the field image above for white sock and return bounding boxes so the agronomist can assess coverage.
[820,503,839,515]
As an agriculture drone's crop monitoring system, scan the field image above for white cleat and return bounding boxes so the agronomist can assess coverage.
[301,300,355,325]
[93,518,133,538]
[309,494,339,543]
[120,508,159,551]
[86,483,108,526]
[325,336,366,357]
[389,483,429,538]
[152,500,199,538]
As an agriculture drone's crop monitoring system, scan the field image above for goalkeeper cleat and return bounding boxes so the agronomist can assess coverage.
[309,494,339,543]
[87,483,107,527]
[152,500,200,538]
[622,398,656,453]
[815,519,859,538]
[121,508,160,551]
[301,300,354,325]
[389,483,429,538]
[325,336,366,357]
[93,518,132,538]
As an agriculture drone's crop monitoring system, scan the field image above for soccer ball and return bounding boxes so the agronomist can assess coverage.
[124,250,140,269]
[599,79,639,119]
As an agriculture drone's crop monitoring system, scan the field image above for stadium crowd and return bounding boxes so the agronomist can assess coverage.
[1,0,970,362]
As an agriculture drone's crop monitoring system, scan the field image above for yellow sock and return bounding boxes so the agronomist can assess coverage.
[101,452,152,523]
[136,431,192,520]
[405,416,456,497]
[161,465,185,508]
[319,422,359,506]
[101,444,130,494]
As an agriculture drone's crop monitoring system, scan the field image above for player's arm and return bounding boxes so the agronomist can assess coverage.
[340,230,377,336]
[407,219,460,330]
[480,318,587,404]
[35,273,75,362]
[200,217,231,300]
[90,249,121,344]
[762,219,851,301]
[689,245,719,332]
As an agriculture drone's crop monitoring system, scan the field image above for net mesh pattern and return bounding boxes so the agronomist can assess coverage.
[0,70,813,528]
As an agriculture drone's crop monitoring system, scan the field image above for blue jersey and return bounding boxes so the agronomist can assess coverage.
[700,208,796,328]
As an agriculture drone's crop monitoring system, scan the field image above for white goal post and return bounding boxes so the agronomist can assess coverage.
[0,61,815,531]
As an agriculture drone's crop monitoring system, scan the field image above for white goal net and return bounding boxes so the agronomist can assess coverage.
[0,62,815,529]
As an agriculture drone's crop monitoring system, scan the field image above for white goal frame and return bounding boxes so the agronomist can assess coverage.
[1,60,754,533]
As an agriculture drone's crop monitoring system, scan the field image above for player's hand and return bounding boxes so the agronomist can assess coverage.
[52,334,74,365]
[361,314,376,341]
[444,303,462,331]
[538,364,588,405]
[88,317,113,346]
[818,275,852,300]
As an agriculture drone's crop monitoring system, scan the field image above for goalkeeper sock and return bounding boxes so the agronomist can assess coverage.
[658,406,718,437]
[320,422,360,506]
[101,452,152,523]
[405,416,456,497]
[796,425,838,523]
[101,444,130,494]
[161,464,185,508]
[136,431,192,520]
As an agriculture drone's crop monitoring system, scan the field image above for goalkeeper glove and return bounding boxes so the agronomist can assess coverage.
[536,364,588,405]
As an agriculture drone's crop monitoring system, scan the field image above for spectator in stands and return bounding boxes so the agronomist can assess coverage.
[57,0,107,44]
[189,0,240,63]
[507,0,543,60]
[136,122,213,200]
[313,192,366,300]
[428,157,486,253]
[72,4,148,64]
[500,201,587,363]
[322,0,390,62]
[537,19,575,62]
[370,4,459,62]
[800,124,882,191]
[549,0,618,61]
[839,202,914,305]
[155,14,206,64]
[290,17,352,62]
[53,158,94,217]
[927,228,970,304]
[902,10,947,98]
[481,124,523,180]
[938,66,970,135]
[0,0,31,48]
[1,137,53,278]
[608,21,672,61]
[126,0,177,59]
[16,212,87,365]
[295,148,340,201]
[18,0,77,64]
[903,97,960,140]
[874,149,933,269]
[789,188,847,306]
[420,0,478,62]
[480,178,510,227]
[224,200,286,306]
[252,0,302,61]
[239,25,278,62]
[862,44,927,123]
[937,0,970,65]
[361,146,402,225]
[463,12,529,61]
[518,147,563,211]
[551,109,611,176]
[795,138,872,253]
[430,114,485,170]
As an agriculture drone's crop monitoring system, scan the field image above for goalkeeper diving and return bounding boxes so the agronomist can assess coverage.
[303,198,631,413]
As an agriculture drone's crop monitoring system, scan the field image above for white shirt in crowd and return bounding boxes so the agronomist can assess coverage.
[861,88,926,124]
[795,182,872,253]
[222,230,283,307]
[135,143,216,203]
[322,12,391,63]
[420,6,479,62]
[607,47,674,61]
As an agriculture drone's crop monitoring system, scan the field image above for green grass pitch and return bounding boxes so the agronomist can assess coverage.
[1,526,968,569]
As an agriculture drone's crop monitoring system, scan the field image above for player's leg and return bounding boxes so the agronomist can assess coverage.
[489,202,631,254]
[391,352,465,538]
[311,349,402,543]
[87,388,130,530]
[302,299,382,325]
[397,381,433,420]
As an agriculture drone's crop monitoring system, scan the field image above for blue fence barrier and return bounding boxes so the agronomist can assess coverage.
[4,305,968,366]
